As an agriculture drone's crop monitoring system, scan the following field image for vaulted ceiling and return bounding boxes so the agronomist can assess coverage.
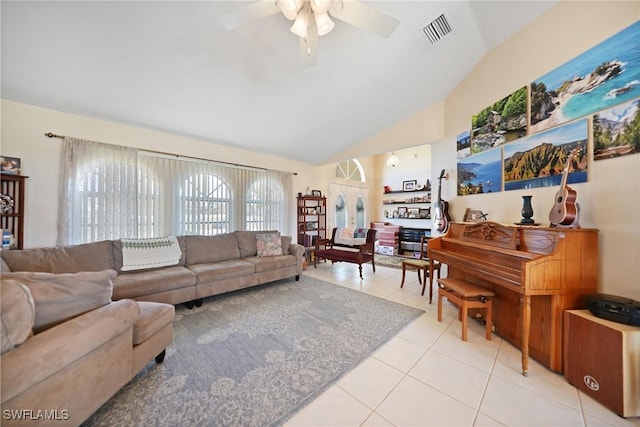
[2,1,556,164]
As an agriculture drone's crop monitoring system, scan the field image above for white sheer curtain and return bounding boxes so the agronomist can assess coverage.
[58,137,138,245]
[58,140,293,244]
[138,153,294,237]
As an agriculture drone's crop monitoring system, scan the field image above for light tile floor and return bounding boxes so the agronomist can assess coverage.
[284,262,640,427]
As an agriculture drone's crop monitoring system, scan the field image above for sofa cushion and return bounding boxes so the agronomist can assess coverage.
[256,233,282,257]
[111,266,196,300]
[1,270,116,333]
[188,259,255,284]
[243,254,297,273]
[184,234,240,265]
[1,279,35,354]
[235,230,278,257]
[0,299,139,405]
[0,240,115,273]
[133,301,175,346]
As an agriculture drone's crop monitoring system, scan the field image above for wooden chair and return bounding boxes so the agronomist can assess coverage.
[400,235,441,303]
[437,277,494,341]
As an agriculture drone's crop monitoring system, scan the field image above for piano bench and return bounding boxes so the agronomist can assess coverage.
[437,278,494,342]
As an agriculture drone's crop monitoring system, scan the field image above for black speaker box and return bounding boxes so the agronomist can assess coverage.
[586,293,640,326]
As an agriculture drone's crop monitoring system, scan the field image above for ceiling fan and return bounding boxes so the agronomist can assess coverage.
[218,0,400,67]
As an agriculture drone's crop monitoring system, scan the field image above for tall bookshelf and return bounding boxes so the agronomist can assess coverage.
[296,195,326,249]
[1,174,27,250]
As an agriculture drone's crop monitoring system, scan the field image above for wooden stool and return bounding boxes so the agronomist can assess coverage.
[437,278,494,341]
[400,259,441,303]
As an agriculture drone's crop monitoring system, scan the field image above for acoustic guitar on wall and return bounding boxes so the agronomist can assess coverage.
[433,169,450,233]
[549,148,580,226]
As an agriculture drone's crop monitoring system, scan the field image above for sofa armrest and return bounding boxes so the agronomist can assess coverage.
[288,243,305,259]
[1,299,140,403]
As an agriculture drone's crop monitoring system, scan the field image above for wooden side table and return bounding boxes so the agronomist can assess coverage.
[564,309,640,417]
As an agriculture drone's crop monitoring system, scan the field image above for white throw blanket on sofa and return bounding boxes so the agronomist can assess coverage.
[334,227,368,247]
[121,236,182,271]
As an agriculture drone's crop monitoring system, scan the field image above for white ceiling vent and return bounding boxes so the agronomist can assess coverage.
[422,13,452,45]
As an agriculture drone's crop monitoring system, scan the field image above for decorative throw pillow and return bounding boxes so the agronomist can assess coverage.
[256,233,283,257]
[1,269,116,334]
[1,279,35,354]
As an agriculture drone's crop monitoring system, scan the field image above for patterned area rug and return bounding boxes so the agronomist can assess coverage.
[83,276,423,427]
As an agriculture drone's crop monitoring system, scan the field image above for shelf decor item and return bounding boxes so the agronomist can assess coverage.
[311,190,322,197]
[463,208,485,222]
[521,195,535,224]
[1,156,21,175]
[0,193,14,214]
[403,180,417,192]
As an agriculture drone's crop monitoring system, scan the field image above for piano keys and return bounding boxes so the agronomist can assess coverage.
[428,222,598,375]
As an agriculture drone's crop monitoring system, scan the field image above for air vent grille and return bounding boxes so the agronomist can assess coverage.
[422,13,452,44]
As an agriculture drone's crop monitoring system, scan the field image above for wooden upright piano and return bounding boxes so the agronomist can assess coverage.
[428,222,598,375]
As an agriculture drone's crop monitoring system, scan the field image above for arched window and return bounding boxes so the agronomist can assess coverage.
[246,177,283,231]
[335,159,365,182]
[181,173,231,235]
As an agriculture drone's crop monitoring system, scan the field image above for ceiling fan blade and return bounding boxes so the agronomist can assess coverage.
[330,0,399,38]
[300,21,318,67]
[218,0,281,30]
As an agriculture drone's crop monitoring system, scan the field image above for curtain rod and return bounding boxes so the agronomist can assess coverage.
[45,132,298,175]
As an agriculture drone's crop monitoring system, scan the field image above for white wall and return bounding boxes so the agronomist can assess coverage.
[374,145,433,230]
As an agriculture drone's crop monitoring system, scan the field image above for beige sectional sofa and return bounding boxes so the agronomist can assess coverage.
[0,231,304,426]
[2,231,304,306]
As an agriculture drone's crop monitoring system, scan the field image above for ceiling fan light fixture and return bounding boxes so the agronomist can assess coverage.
[290,6,309,38]
[315,12,335,36]
[277,0,303,20]
[310,0,332,14]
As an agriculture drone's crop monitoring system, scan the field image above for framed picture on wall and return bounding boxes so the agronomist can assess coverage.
[402,180,417,192]
[408,208,420,218]
[1,156,21,175]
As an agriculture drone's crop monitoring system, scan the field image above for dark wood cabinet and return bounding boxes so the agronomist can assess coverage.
[1,174,27,249]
